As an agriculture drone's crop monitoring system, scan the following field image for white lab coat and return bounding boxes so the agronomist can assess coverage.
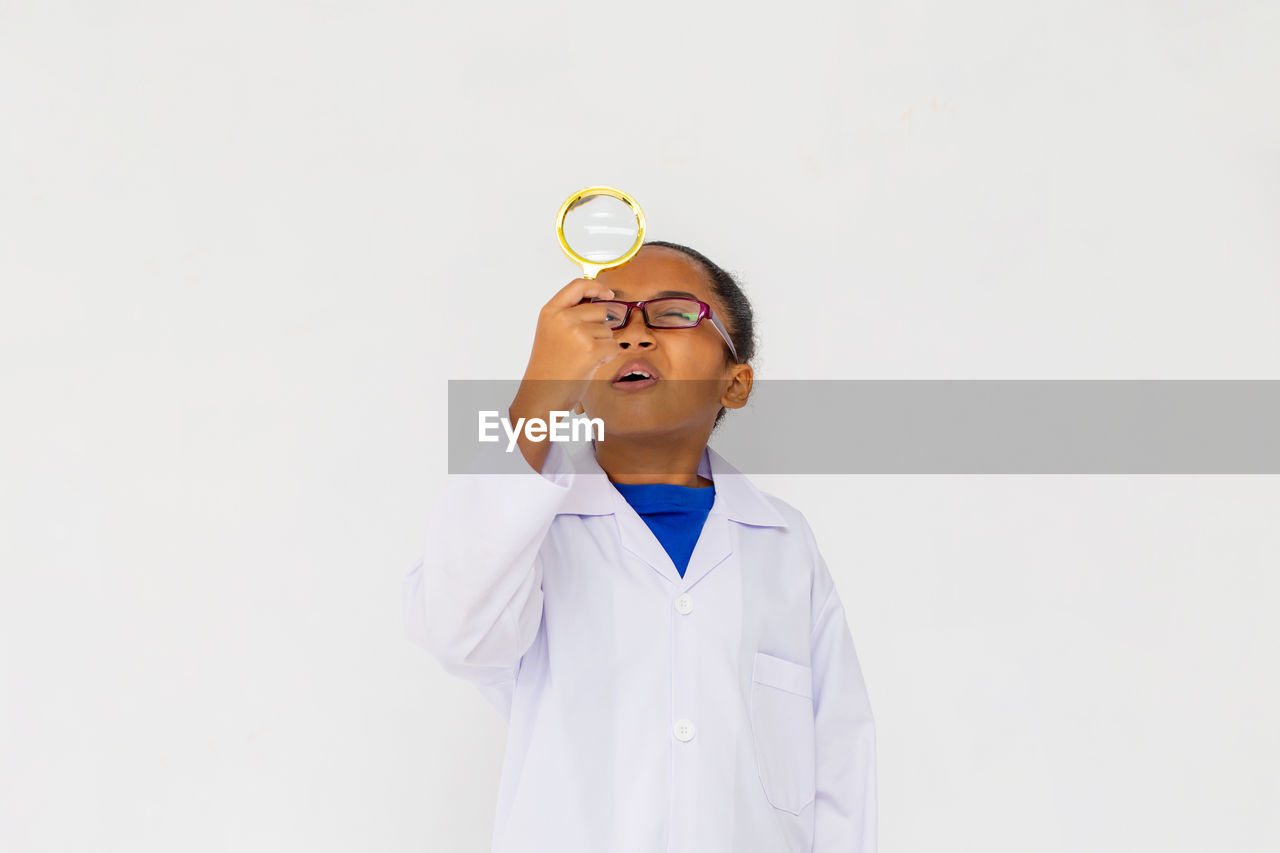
[403,407,877,853]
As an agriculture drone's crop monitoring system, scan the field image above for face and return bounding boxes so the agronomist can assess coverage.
[580,246,752,441]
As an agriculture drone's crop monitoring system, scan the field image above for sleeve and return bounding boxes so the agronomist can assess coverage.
[806,519,878,852]
[402,405,576,721]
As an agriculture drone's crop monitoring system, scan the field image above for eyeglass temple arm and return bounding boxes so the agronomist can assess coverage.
[707,311,739,362]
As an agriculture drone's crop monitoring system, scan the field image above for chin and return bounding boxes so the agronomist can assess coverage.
[586,403,662,435]
[602,414,709,446]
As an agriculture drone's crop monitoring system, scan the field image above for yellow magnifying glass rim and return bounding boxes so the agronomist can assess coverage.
[555,186,647,279]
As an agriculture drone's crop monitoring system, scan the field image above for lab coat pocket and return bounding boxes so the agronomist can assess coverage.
[749,650,816,815]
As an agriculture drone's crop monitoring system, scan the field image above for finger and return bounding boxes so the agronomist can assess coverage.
[546,277,616,311]
[585,334,619,358]
[567,302,620,326]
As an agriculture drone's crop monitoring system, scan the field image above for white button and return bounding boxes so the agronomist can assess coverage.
[674,593,694,615]
[673,719,696,742]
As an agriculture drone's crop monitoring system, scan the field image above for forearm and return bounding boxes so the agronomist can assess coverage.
[403,406,573,681]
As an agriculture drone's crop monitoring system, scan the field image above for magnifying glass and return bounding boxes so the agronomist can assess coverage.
[556,186,646,279]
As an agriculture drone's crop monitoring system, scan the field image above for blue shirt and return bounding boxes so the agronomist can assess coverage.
[611,481,716,578]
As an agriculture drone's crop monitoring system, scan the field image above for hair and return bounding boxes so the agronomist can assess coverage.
[641,240,756,431]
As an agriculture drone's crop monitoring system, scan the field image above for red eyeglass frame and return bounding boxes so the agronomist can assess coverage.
[581,297,740,362]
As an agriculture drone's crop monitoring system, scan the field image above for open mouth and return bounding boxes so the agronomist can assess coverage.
[611,367,659,391]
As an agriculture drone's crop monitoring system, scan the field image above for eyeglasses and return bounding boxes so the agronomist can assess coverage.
[582,296,740,362]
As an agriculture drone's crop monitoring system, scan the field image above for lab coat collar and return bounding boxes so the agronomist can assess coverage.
[546,436,788,589]
[550,436,790,530]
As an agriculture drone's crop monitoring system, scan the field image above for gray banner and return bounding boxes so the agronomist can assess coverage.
[448,380,1280,474]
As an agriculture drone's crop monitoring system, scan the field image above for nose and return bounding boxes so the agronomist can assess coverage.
[615,306,655,349]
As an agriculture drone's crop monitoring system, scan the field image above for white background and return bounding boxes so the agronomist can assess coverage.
[2,1,1278,851]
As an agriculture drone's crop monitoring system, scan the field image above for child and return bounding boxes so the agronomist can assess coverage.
[404,242,876,853]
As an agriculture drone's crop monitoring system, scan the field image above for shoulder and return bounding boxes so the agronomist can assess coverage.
[748,489,825,574]
[754,489,840,606]
[757,490,819,545]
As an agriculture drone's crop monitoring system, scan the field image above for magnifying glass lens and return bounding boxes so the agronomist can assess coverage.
[562,195,641,263]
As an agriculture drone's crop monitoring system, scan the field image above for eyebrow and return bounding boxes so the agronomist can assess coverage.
[607,289,700,300]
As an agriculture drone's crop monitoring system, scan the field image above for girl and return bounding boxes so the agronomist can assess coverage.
[404,242,876,853]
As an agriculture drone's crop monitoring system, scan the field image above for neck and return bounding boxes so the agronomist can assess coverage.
[595,435,713,488]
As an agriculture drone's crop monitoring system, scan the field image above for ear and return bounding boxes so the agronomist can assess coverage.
[719,363,753,411]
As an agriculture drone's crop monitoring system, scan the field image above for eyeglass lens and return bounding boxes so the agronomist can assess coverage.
[596,298,702,329]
